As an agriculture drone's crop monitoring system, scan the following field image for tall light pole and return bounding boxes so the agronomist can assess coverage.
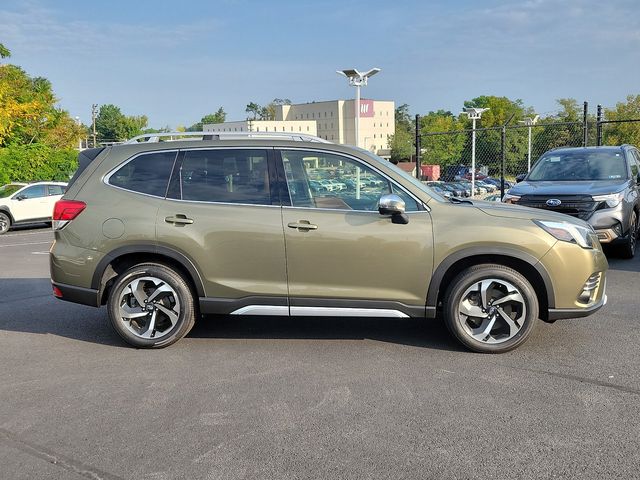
[75,116,82,150]
[336,68,381,148]
[462,107,489,196]
[519,115,539,172]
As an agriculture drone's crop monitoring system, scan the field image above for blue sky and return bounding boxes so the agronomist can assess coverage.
[1,0,638,128]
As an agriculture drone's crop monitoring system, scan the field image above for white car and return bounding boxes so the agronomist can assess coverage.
[0,182,67,234]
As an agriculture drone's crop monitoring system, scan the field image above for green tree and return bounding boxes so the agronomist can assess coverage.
[187,107,226,131]
[0,63,83,148]
[245,102,261,120]
[390,104,414,162]
[0,43,10,59]
[461,96,532,175]
[95,104,148,142]
[419,110,466,167]
[603,94,640,147]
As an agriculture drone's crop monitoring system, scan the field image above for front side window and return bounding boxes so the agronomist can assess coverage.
[168,149,270,205]
[16,185,45,199]
[108,151,177,197]
[281,150,419,211]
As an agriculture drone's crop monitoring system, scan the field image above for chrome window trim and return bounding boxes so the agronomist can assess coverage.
[103,149,180,199]
[103,147,274,205]
[162,198,281,208]
[278,147,430,212]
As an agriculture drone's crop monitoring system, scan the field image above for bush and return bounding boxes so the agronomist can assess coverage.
[0,144,78,185]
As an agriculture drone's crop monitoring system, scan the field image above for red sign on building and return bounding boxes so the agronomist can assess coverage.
[358,99,374,118]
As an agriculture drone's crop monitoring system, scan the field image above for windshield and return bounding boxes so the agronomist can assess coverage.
[528,150,628,181]
[354,148,447,202]
[0,184,23,198]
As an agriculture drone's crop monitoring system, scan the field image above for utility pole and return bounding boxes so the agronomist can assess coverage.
[91,104,98,148]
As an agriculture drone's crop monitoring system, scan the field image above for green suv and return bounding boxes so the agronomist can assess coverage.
[50,133,608,353]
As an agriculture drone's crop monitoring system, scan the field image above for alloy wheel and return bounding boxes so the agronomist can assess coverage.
[117,276,181,340]
[457,278,527,344]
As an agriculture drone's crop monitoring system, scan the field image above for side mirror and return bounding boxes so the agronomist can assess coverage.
[515,174,526,183]
[15,194,27,201]
[378,194,409,224]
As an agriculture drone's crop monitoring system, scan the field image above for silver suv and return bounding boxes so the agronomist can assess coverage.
[504,145,640,258]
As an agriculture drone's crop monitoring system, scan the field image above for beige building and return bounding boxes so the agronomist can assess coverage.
[203,119,317,136]
[203,99,395,158]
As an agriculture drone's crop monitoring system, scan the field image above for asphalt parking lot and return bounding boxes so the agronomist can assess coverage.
[1,226,639,480]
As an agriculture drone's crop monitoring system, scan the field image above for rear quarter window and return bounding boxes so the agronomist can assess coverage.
[108,151,178,197]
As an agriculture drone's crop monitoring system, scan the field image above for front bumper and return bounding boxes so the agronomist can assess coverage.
[548,292,607,320]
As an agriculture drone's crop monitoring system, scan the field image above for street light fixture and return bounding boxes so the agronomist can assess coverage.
[337,67,381,148]
[519,115,540,172]
[462,107,489,195]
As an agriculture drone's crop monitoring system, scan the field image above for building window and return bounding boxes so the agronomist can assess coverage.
[307,126,309,131]
[331,123,333,129]
[299,126,302,132]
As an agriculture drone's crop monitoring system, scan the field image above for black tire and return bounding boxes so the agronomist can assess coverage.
[443,264,539,353]
[107,263,197,348]
[0,212,10,235]
[616,210,638,259]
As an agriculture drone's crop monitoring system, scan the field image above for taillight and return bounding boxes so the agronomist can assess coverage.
[52,200,86,230]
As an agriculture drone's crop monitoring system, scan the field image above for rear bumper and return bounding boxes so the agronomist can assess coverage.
[547,293,607,321]
[52,281,100,307]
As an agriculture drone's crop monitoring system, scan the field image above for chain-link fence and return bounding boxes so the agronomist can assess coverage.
[415,107,640,199]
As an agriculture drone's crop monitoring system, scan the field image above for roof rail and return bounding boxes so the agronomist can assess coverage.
[124,131,332,144]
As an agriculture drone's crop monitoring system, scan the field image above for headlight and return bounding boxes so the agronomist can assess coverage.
[592,191,624,208]
[502,193,521,204]
[534,220,596,249]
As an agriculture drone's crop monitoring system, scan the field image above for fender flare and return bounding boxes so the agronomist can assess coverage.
[426,246,555,311]
[91,244,205,297]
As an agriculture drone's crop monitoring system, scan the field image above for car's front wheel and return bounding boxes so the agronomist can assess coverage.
[443,264,539,353]
[107,263,197,348]
[0,212,11,235]
[616,210,638,259]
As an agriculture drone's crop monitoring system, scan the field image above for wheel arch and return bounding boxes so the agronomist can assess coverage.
[427,247,554,321]
[92,245,205,305]
[0,206,14,223]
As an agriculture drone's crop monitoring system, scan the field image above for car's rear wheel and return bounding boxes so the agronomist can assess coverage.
[617,210,638,259]
[443,264,539,353]
[0,212,10,235]
[107,263,196,348]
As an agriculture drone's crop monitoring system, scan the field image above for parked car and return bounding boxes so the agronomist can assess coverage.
[504,146,640,258]
[0,182,67,234]
[51,134,607,353]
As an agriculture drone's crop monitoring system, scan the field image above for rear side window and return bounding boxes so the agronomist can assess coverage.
[168,149,270,205]
[47,185,66,196]
[108,151,178,197]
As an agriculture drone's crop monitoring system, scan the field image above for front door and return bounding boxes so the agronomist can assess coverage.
[156,148,288,312]
[278,149,433,317]
[11,184,49,222]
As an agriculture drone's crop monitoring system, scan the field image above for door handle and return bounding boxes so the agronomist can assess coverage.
[165,215,194,225]
[287,221,318,231]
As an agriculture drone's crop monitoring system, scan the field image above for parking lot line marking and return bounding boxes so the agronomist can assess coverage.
[31,251,50,255]
[0,427,124,480]
[3,231,52,237]
[0,241,51,248]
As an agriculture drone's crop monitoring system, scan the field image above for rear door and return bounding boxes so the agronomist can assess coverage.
[278,148,433,316]
[44,184,66,218]
[156,147,288,311]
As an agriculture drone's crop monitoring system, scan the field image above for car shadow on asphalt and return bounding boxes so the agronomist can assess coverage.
[0,278,464,352]
[190,314,466,352]
[606,255,640,273]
